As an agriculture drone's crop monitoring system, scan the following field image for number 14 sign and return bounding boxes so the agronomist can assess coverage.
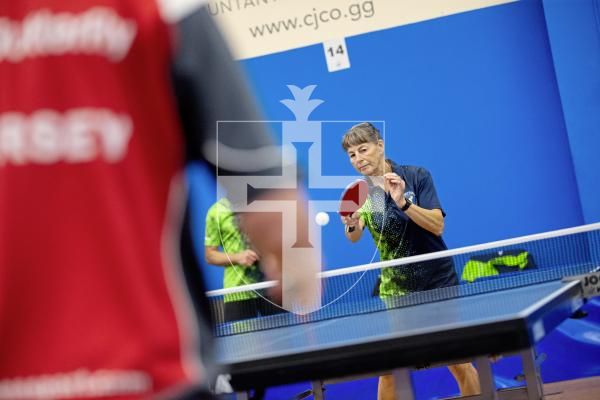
[323,38,351,72]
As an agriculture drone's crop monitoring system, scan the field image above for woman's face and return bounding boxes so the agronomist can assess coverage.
[346,140,384,176]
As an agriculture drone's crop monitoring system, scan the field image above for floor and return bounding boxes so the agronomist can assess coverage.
[543,376,600,400]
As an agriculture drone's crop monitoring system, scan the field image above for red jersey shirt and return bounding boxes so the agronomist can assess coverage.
[0,1,272,398]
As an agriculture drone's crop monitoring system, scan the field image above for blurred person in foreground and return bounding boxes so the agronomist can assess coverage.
[340,123,480,399]
[0,1,316,399]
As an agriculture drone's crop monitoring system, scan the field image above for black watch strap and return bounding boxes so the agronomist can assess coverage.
[400,198,412,212]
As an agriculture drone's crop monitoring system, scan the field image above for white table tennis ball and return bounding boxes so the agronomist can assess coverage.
[315,212,330,226]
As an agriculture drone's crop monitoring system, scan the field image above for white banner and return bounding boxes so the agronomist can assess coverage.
[208,0,517,59]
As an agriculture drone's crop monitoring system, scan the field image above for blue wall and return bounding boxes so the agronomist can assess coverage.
[192,0,589,290]
[542,0,600,224]
[190,0,600,397]
[243,0,584,253]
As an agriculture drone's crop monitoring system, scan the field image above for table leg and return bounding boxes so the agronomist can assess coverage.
[475,356,498,400]
[521,348,544,400]
[236,392,249,400]
[311,380,325,400]
[392,368,415,400]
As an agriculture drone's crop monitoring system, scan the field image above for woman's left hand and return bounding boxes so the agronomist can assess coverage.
[385,173,406,207]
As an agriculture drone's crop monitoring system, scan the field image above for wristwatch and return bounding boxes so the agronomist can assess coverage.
[400,198,412,212]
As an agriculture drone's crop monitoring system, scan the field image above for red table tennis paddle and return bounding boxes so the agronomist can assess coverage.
[338,179,369,217]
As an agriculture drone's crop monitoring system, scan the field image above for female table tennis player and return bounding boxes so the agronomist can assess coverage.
[339,122,480,400]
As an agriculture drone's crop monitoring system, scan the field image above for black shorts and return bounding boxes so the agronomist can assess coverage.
[422,262,459,291]
[223,297,285,323]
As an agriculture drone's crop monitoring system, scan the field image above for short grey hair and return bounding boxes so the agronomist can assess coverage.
[341,122,382,151]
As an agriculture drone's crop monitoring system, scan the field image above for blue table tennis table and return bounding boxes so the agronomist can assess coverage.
[214,274,589,400]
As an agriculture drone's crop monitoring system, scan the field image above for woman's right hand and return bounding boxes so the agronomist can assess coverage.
[341,212,361,228]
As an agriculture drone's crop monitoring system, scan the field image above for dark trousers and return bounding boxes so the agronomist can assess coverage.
[223,297,284,323]
[174,387,214,399]
[223,298,285,399]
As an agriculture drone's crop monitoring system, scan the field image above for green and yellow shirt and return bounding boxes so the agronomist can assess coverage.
[205,198,263,302]
[360,161,456,298]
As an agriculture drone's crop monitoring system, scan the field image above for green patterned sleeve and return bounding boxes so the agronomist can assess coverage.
[359,198,372,232]
[204,203,222,247]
